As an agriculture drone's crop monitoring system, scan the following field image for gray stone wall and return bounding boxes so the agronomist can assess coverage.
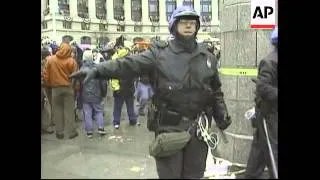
[215,0,276,164]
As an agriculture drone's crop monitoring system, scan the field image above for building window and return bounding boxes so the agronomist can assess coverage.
[151,26,155,32]
[134,23,143,32]
[200,0,212,32]
[44,0,50,16]
[78,0,89,18]
[131,0,142,22]
[63,21,72,29]
[44,8,50,16]
[99,23,107,31]
[149,0,159,22]
[117,24,125,32]
[114,0,125,32]
[218,0,220,20]
[200,0,212,16]
[81,22,90,30]
[42,21,48,29]
[81,36,92,44]
[96,0,106,19]
[58,0,70,16]
[151,26,160,33]
[80,17,90,30]
[166,0,176,22]
[62,35,74,43]
[149,0,159,33]
[62,16,72,29]
[114,0,125,21]
[183,0,194,8]
[97,37,109,48]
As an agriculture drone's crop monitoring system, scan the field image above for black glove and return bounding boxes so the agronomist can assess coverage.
[251,113,258,128]
[70,67,98,84]
[251,78,258,84]
[216,115,232,130]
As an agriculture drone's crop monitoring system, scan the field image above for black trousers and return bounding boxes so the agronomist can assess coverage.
[155,128,208,179]
[244,117,278,179]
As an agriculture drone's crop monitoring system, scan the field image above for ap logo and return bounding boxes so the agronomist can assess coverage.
[251,0,276,29]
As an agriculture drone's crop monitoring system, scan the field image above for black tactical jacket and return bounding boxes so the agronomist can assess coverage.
[96,39,228,122]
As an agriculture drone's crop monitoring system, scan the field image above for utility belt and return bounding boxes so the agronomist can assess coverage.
[148,105,200,158]
[147,103,198,132]
[159,109,195,126]
[148,109,222,158]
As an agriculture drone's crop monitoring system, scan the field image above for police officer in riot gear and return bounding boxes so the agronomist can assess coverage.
[70,6,231,179]
[244,27,278,179]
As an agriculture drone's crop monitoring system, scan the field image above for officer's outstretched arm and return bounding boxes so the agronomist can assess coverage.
[210,71,231,130]
[96,48,156,79]
[256,59,277,101]
[211,74,227,118]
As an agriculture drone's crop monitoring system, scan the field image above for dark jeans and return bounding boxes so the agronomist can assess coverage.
[113,94,137,125]
[82,102,104,132]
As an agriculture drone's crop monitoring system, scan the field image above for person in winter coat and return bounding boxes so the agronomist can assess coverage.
[41,47,54,134]
[244,27,278,179]
[110,47,138,129]
[43,42,79,139]
[79,50,108,138]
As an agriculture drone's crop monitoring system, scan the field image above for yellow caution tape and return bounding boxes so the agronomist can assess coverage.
[130,166,142,172]
[218,68,258,76]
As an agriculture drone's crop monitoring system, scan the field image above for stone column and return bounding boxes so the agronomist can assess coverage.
[107,0,117,24]
[176,0,184,7]
[49,0,58,42]
[211,0,219,25]
[193,0,200,14]
[41,0,45,22]
[141,0,151,26]
[214,0,277,165]
[124,0,132,31]
[124,0,132,24]
[88,0,96,20]
[159,0,167,25]
[69,0,78,18]
[49,0,59,15]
